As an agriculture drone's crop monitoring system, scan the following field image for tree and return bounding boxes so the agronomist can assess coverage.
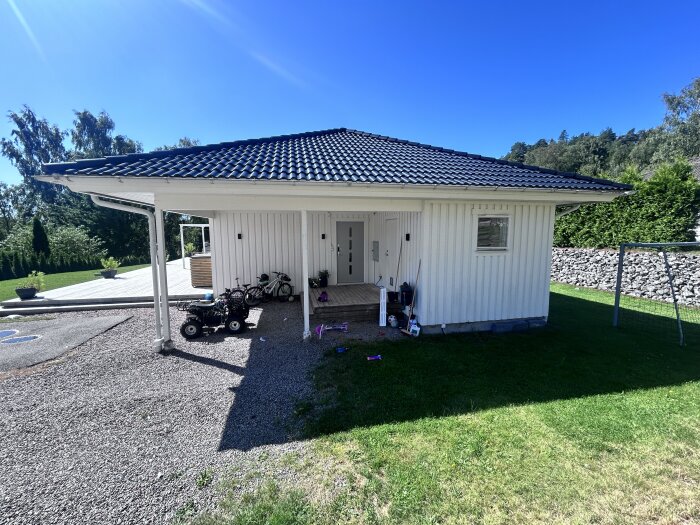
[71,110,143,158]
[554,160,700,247]
[503,142,529,163]
[0,182,18,240]
[31,216,51,257]
[0,106,68,206]
[155,137,201,151]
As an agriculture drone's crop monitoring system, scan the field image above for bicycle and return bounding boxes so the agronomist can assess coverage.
[230,277,253,304]
[244,271,294,305]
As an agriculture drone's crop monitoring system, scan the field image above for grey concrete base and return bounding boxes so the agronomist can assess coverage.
[0,300,186,317]
[421,317,547,335]
[0,314,132,372]
[1,293,205,308]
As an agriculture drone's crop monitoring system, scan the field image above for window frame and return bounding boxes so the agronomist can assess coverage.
[474,214,512,253]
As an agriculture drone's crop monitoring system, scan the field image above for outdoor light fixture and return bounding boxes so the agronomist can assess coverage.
[405,233,410,241]
[322,233,326,239]
[237,233,242,239]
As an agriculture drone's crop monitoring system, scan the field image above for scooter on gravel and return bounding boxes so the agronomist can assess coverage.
[177,289,250,339]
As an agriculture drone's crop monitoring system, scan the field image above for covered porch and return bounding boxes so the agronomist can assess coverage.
[307,283,404,322]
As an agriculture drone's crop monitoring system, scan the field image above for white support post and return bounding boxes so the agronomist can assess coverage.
[301,209,311,340]
[155,206,173,349]
[180,224,186,269]
[90,195,163,352]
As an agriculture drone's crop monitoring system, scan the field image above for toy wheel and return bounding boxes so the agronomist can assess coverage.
[180,319,203,340]
[277,283,292,302]
[244,287,264,306]
[225,316,245,334]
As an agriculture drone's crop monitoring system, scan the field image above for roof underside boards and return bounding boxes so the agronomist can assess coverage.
[42,128,631,193]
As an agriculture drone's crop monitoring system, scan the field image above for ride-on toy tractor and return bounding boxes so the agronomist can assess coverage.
[178,289,250,339]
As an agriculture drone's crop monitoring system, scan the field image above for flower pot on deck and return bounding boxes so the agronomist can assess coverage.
[15,287,37,300]
[100,269,118,279]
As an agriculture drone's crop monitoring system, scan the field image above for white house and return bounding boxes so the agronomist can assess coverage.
[38,128,631,350]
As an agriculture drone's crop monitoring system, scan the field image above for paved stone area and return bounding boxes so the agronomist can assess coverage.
[0,315,131,372]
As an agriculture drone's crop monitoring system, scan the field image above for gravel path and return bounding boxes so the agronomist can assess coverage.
[0,302,397,524]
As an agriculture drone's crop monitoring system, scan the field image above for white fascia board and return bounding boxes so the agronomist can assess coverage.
[157,194,424,212]
[36,175,627,205]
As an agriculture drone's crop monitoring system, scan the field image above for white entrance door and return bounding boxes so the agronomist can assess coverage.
[336,221,364,283]
[384,218,399,288]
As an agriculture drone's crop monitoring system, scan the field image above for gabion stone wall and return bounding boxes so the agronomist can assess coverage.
[551,248,700,307]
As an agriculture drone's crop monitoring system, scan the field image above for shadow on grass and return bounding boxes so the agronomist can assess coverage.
[304,290,700,437]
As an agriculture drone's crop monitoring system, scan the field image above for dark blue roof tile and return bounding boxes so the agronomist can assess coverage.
[42,128,631,192]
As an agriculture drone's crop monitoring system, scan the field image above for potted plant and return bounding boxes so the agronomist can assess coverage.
[318,270,330,288]
[184,242,196,257]
[100,257,121,278]
[15,271,45,300]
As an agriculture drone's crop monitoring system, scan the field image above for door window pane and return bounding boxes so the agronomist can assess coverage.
[349,240,352,250]
[477,217,509,250]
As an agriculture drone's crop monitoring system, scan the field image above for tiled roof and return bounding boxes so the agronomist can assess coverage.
[42,128,631,192]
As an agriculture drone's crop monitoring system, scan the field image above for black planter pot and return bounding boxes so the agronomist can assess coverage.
[319,277,329,288]
[101,269,118,279]
[15,287,37,300]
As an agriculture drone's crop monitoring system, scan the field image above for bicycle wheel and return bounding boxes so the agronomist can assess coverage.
[244,286,264,306]
[230,289,245,304]
[277,283,292,302]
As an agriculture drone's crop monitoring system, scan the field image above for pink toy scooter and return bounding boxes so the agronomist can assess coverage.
[315,322,349,339]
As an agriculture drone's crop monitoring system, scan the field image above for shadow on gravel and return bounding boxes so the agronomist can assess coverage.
[218,305,315,451]
[169,303,313,452]
[167,349,246,375]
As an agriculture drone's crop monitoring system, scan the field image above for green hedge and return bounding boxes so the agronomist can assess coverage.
[554,160,700,248]
[0,253,150,280]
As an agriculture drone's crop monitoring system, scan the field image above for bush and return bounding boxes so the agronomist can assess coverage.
[32,216,51,257]
[49,225,107,261]
[100,257,120,270]
[555,160,700,247]
[17,271,45,291]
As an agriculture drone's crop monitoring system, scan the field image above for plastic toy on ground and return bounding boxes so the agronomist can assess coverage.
[314,322,349,339]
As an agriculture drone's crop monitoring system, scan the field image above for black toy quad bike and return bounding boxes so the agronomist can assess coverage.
[178,289,250,340]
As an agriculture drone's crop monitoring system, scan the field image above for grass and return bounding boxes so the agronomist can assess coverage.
[198,283,700,525]
[0,264,149,301]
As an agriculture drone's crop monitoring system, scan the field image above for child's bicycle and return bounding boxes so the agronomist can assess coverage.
[244,272,294,306]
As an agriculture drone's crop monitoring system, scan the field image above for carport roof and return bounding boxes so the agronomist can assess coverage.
[42,128,631,192]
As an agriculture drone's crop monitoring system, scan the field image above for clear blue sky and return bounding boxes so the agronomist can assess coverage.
[1,0,699,184]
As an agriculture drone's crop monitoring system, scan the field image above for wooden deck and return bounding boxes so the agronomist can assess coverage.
[1,259,211,308]
[307,283,402,321]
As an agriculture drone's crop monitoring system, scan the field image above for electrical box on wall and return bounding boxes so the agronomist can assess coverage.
[372,241,380,262]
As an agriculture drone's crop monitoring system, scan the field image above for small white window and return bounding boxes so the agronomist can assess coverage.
[477,216,509,250]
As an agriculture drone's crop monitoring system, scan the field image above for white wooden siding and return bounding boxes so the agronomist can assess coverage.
[210,203,554,328]
[212,211,374,293]
[369,212,422,289]
[211,211,303,293]
[417,201,555,326]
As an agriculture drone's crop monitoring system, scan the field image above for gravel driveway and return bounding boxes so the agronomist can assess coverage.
[0,303,337,524]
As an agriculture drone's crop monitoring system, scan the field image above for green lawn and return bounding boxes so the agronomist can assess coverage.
[0,264,149,301]
[195,284,700,525]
